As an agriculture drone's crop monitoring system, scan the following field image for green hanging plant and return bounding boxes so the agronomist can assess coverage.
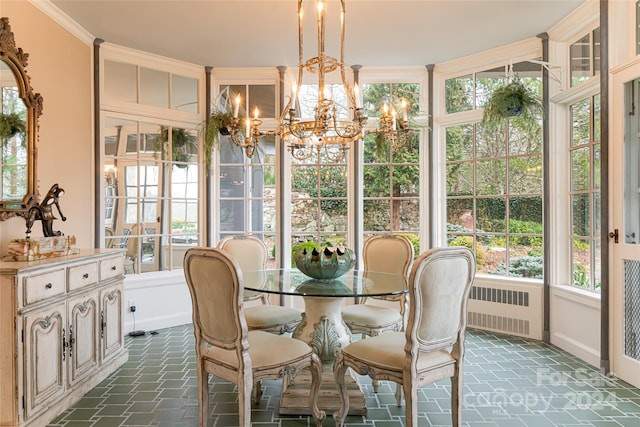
[153,126,197,168]
[0,112,26,140]
[482,79,543,125]
[201,110,247,170]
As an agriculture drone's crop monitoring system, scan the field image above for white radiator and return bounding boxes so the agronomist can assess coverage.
[467,279,543,340]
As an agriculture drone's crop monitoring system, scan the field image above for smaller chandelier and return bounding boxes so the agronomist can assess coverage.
[226,0,412,160]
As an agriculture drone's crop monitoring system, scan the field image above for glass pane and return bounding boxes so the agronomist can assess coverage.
[509,155,542,194]
[477,197,506,233]
[571,99,590,146]
[392,165,419,196]
[593,240,601,290]
[624,79,640,244]
[320,200,347,231]
[570,34,591,86]
[476,159,506,195]
[482,235,504,275]
[291,165,318,193]
[593,27,600,77]
[140,67,169,108]
[445,74,473,114]
[220,199,244,232]
[447,198,474,231]
[446,124,473,161]
[446,161,473,196]
[571,147,590,191]
[319,165,347,198]
[363,199,391,232]
[220,165,246,198]
[172,74,198,113]
[476,121,506,158]
[572,193,590,237]
[397,199,419,232]
[509,117,542,155]
[104,60,137,103]
[391,131,420,162]
[475,66,505,109]
[249,85,276,118]
[572,239,591,288]
[593,94,601,142]
[509,196,543,227]
[363,83,390,118]
[507,237,543,279]
[593,143,601,190]
[363,165,390,197]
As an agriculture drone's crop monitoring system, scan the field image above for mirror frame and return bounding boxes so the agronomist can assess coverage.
[0,17,43,220]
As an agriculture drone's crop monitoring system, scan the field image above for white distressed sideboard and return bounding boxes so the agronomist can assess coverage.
[0,249,128,427]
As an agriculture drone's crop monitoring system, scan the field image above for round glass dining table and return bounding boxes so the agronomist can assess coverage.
[243,269,407,363]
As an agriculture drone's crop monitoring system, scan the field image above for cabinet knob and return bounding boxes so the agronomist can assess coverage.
[83,273,89,279]
[111,265,117,271]
[45,283,52,289]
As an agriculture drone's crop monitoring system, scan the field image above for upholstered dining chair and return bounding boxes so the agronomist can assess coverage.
[183,247,325,427]
[217,235,302,334]
[340,233,414,398]
[333,246,476,427]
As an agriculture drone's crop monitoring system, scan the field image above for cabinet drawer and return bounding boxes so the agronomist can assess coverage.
[24,269,66,305]
[68,261,99,291]
[100,256,124,280]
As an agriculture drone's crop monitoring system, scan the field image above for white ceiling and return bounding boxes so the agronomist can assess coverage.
[49,0,586,69]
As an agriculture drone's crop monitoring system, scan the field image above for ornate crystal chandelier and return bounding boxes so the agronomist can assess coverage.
[227,0,411,160]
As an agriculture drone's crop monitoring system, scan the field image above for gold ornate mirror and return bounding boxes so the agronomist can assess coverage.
[0,17,42,220]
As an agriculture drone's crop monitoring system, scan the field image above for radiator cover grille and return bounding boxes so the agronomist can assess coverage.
[624,260,640,362]
[467,282,542,339]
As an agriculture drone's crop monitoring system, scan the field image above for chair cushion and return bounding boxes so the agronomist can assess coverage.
[244,305,302,328]
[341,304,402,327]
[205,330,311,369]
[342,332,454,372]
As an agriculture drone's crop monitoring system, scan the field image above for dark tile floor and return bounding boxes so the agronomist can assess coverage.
[48,325,640,426]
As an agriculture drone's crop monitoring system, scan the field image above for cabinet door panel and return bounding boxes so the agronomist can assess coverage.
[23,303,66,420]
[68,294,99,386]
[100,285,123,363]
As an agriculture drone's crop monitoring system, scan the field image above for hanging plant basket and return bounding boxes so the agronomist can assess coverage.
[0,112,26,139]
[482,79,543,125]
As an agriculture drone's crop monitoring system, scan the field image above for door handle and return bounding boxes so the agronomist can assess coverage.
[609,229,619,243]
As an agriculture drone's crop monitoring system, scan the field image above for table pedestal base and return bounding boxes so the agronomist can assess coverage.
[279,366,367,416]
[283,296,366,416]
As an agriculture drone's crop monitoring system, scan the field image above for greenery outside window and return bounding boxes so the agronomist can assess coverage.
[361,82,421,252]
[445,72,543,278]
[569,95,601,291]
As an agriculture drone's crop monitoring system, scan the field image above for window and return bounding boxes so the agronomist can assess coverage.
[103,118,199,273]
[216,83,277,265]
[445,66,505,114]
[445,69,543,278]
[569,95,601,291]
[570,28,600,87]
[361,82,421,249]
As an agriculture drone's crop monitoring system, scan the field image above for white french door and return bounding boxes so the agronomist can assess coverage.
[610,60,640,388]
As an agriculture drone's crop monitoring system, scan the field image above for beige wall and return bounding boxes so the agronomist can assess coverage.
[0,1,94,253]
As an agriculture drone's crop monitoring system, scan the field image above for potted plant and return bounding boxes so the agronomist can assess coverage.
[0,112,26,140]
[202,110,248,169]
[482,79,543,125]
[152,126,197,167]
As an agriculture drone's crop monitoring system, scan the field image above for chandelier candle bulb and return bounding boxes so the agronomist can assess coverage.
[233,95,240,118]
[354,84,361,108]
[402,99,408,122]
